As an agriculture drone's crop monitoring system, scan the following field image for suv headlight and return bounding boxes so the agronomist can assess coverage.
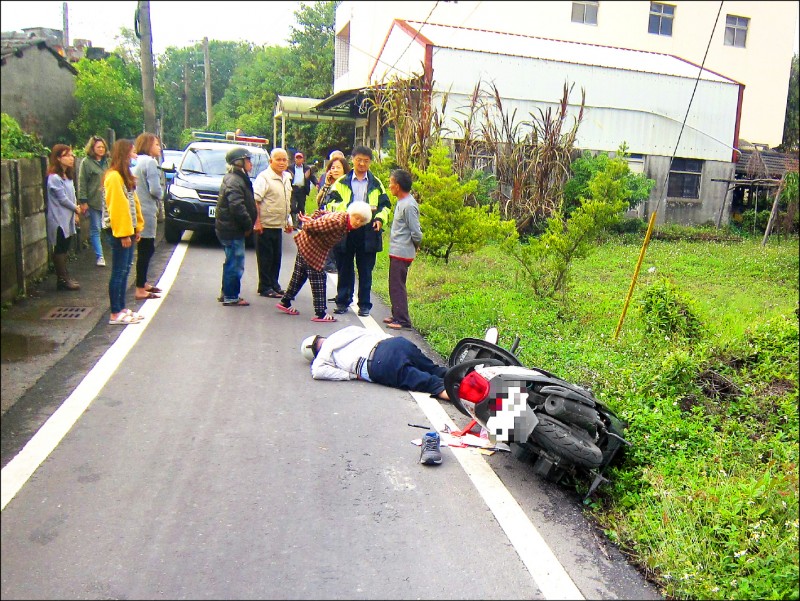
[169,183,200,200]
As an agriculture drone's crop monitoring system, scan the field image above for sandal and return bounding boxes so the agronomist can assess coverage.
[275,302,299,315]
[311,314,337,323]
[383,317,395,324]
[145,285,162,294]
[264,290,282,299]
[109,313,142,325]
[121,309,145,321]
[386,321,409,330]
[223,297,250,306]
[135,292,161,300]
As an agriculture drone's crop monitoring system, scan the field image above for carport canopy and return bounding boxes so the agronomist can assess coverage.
[272,95,356,150]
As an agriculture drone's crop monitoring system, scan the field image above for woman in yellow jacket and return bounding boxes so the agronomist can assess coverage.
[104,139,145,325]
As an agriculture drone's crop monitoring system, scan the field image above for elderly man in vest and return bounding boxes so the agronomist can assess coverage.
[325,145,391,317]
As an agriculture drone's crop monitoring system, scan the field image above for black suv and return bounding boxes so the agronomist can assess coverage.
[163,140,271,243]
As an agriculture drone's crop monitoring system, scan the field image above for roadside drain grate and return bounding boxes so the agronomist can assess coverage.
[42,306,92,320]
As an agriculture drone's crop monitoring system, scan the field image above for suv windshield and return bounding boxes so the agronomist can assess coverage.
[182,147,270,176]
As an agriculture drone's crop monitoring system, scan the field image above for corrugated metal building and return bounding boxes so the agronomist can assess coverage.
[322,20,745,226]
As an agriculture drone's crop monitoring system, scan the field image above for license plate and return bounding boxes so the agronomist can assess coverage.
[208,206,216,218]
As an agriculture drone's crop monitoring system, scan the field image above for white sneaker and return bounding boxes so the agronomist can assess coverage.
[96,257,106,266]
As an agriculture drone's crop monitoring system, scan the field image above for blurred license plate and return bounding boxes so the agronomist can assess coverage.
[208,206,216,218]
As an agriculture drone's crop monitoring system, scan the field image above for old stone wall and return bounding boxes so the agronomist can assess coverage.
[1,158,50,303]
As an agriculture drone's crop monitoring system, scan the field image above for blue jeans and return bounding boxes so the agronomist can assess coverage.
[87,207,104,260]
[368,337,447,396]
[108,233,135,314]
[220,237,245,302]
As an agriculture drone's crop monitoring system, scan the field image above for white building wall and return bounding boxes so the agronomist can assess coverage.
[335,0,798,147]
[429,48,740,161]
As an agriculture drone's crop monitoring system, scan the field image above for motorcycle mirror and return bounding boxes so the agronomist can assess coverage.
[483,327,498,345]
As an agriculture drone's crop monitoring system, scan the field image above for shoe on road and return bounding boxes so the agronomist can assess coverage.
[420,431,442,465]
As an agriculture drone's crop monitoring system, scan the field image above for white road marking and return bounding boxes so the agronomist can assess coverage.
[411,391,585,601]
[327,271,583,599]
[3,249,583,599]
[0,238,190,511]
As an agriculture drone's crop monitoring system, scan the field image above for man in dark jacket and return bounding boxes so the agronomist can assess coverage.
[287,152,317,228]
[215,147,258,306]
[325,145,391,317]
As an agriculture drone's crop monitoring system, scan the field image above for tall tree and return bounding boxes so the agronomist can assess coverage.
[69,55,143,144]
[156,41,252,148]
[781,53,798,153]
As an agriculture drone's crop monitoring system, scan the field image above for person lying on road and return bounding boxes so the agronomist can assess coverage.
[300,325,450,400]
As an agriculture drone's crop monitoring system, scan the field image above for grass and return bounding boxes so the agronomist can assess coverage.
[372,233,799,600]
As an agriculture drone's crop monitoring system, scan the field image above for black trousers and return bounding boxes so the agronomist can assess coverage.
[255,228,283,294]
[135,237,155,288]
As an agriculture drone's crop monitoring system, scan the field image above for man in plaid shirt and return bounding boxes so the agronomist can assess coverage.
[276,201,373,322]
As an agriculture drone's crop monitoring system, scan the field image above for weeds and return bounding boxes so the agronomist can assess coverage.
[371,232,799,600]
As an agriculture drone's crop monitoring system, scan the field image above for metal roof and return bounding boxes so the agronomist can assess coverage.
[404,20,738,84]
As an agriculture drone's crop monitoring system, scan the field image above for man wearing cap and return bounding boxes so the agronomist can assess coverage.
[300,326,450,400]
[288,151,315,228]
[215,147,257,306]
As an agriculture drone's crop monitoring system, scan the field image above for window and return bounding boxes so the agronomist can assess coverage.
[724,15,749,48]
[335,23,350,80]
[571,1,598,25]
[627,153,645,174]
[648,2,674,36]
[667,158,703,199]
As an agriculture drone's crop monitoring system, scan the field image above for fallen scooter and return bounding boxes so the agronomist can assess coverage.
[443,328,630,497]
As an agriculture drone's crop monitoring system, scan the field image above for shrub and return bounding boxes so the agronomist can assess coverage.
[639,277,704,342]
[1,113,49,159]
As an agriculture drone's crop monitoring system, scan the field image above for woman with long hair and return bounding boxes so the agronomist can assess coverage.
[132,132,163,300]
[316,155,350,274]
[46,144,83,290]
[77,135,109,266]
[104,139,145,325]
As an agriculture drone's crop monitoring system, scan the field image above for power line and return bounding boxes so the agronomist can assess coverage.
[654,0,725,215]
[386,0,440,75]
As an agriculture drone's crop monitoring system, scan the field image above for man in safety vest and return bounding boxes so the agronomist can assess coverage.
[325,145,391,317]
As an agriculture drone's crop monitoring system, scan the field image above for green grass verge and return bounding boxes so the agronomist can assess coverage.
[372,234,799,600]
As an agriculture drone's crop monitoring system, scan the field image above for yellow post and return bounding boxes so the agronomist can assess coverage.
[613,211,658,341]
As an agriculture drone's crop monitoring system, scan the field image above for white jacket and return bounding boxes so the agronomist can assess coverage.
[311,326,391,381]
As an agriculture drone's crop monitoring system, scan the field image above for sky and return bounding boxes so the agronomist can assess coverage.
[0,1,301,54]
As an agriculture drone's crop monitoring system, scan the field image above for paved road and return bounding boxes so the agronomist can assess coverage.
[1,232,661,600]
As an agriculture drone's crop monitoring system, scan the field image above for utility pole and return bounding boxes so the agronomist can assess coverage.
[183,62,190,130]
[62,2,69,48]
[203,37,212,127]
[136,1,157,135]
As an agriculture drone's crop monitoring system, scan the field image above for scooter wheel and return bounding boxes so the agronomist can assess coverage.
[532,414,603,468]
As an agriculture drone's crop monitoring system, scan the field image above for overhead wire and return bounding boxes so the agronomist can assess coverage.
[613,0,726,340]
[386,0,441,75]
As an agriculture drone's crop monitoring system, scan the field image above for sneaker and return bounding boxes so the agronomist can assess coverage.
[96,257,106,266]
[357,308,370,317]
[333,306,349,314]
[420,432,442,465]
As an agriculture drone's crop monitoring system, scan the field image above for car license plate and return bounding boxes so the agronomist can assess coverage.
[208,206,216,218]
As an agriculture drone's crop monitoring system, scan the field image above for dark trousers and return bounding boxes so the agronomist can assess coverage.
[135,237,155,288]
[282,254,328,317]
[388,257,412,327]
[290,187,305,224]
[368,337,447,396]
[334,243,376,312]
[255,228,283,294]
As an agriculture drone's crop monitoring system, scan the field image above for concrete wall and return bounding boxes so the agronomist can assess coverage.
[635,156,735,226]
[0,45,78,146]
[0,158,50,304]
